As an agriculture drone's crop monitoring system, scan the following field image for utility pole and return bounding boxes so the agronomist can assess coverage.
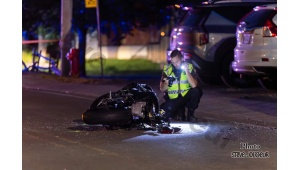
[96,0,104,77]
[60,0,73,76]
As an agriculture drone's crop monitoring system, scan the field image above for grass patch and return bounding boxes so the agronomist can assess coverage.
[86,58,161,76]
[22,50,33,64]
[22,50,162,77]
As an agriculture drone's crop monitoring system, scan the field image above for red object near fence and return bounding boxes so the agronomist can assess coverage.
[66,48,80,77]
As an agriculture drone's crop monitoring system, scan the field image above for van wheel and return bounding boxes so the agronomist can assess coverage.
[220,52,257,88]
[258,76,277,90]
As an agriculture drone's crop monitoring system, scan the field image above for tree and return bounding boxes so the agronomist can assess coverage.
[22,0,176,76]
[22,0,61,40]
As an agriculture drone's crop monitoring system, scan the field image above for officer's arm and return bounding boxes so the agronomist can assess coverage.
[160,72,169,92]
[183,64,197,88]
[186,70,198,88]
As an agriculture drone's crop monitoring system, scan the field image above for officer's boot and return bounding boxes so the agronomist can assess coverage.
[187,109,198,123]
[178,107,186,121]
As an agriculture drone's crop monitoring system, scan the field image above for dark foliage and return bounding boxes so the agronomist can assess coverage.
[22,0,176,44]
[22,0,61,40]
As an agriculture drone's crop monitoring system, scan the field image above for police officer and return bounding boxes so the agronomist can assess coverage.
[160,49,203,123]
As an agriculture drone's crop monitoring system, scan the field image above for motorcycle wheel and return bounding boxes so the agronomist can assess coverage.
[82,108,132,125]
[89,93,110,109]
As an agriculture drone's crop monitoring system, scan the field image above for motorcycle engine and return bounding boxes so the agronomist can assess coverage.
[131,102,146,118]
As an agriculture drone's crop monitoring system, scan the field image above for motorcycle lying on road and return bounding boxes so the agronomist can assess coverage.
[82,82,181,134]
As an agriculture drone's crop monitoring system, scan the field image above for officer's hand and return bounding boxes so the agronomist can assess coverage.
[181,62,188,72]
[163,78,169,84]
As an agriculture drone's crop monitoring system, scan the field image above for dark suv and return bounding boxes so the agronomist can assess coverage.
[166,0,277,87]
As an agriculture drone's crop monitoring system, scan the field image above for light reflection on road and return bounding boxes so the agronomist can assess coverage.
[123,122,210,142]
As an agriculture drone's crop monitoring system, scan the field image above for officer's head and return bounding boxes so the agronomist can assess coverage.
[170,49,184,70]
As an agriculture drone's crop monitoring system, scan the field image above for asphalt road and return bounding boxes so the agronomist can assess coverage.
[22,89,277,170]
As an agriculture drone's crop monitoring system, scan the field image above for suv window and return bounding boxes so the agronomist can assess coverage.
[178,5,256,33]
[205,11,237,33]
[241,9,277,28]
[178,10,205,27]
[205,6,254,33]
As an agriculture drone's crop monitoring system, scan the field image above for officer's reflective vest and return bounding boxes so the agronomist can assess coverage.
[163,63,193,99]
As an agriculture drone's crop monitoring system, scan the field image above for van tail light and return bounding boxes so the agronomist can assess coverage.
[199,33,208,45]
[263,20,277,37]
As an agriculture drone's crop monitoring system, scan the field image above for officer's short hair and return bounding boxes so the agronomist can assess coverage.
[170,49,183,59]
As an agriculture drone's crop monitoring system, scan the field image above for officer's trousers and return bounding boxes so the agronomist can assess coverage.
[160,87,203,120]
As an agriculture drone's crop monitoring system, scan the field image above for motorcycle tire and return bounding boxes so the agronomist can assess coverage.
[89,93,110,109]
[82,108,132,125]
